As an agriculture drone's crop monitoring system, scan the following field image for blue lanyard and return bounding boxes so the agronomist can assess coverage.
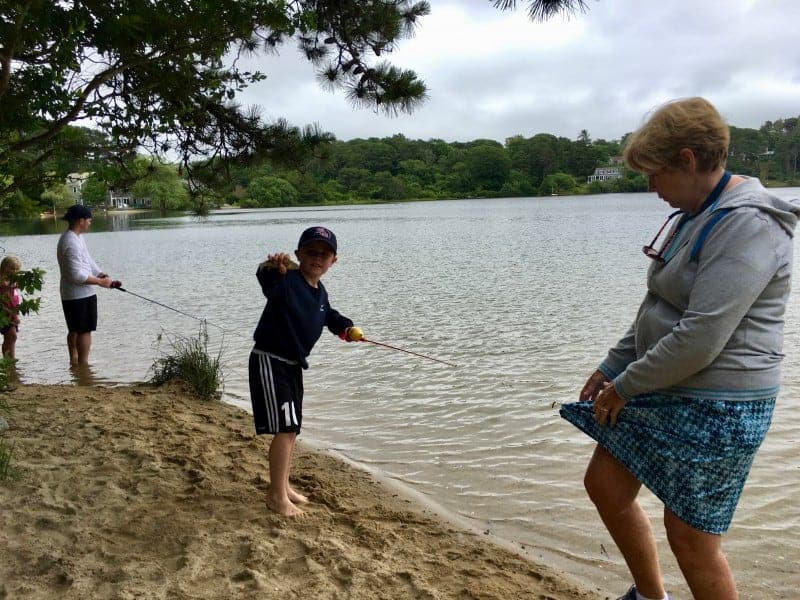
[662,170,731,259]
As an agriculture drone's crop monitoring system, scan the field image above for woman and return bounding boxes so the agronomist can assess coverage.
[560,97,800,600]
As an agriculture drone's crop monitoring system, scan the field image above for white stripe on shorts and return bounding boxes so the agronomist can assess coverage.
[258,352,279,432]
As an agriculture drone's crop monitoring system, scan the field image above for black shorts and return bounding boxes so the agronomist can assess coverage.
[249,350,304,435]
[61,295,98,333]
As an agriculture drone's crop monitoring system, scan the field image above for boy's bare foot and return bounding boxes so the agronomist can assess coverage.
[267,491,304,517]
[266,494,304,517]
[288,487,308,504]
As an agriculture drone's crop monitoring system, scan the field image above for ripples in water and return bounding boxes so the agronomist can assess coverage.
[5,192,800,598]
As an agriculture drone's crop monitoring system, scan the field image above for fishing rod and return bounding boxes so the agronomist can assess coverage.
[361,338,458,367]
[111,286,457,367]
[110,281,240,337]
[346,327,458,368]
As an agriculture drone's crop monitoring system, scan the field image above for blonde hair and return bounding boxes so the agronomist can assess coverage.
[623,97,730,174]
[0,256,21,280]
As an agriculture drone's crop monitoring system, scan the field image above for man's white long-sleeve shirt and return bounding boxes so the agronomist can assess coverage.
[57,230,102,300]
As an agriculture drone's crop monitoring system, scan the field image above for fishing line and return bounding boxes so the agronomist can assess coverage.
[113,283,458,367]
[111,282,243,338]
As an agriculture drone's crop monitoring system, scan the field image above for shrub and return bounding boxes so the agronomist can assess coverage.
[150,326,223,400]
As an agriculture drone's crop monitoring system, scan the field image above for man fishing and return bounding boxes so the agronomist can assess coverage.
[56,204,117,366]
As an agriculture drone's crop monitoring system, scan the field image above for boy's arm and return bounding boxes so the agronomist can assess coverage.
[256,253,297,297]
[325,305,354,337]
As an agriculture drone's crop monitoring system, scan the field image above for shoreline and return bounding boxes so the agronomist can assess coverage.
[0,382,602,599]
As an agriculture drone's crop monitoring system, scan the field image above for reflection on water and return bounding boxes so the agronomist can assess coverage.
[69,363,99,386]
[3,194,800,599]
[0,209,199,237]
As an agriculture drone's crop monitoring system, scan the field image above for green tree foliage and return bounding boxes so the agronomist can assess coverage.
[494,0,590,20]
[80,176,108,205]
[0,0,592,211]
[246,176,300,207]
[506,134,561,188]
[0,268,45,332]
[128,158,190,210]
[464,142,512,192]
[228,112,799,208]
[0,0,435,205]
[2,112,796,217]
[0,191,40,219]
[540,172,577,195]
[40,183,74,214]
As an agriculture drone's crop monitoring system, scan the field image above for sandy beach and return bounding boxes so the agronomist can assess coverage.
[0,383,603,600]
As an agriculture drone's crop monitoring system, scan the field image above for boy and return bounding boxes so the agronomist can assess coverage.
[249,226,359,516]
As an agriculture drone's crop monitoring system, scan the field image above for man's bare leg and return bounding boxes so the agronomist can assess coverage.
[75,332,92,365]
[67,332,79,365]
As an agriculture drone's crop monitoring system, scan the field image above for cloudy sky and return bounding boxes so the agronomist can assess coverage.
[237,0,800,144]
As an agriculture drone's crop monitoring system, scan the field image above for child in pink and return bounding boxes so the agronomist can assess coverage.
[0,256,22,358]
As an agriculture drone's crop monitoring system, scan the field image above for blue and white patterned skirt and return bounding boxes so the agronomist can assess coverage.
[559,393,775,534]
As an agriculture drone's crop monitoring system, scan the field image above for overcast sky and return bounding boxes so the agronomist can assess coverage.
[237,0,800,144]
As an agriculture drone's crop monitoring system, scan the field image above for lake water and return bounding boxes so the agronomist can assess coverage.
[3,192,799,599]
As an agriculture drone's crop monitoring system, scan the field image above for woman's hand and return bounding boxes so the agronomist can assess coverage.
[593,384,626,427]
[579,369,607,402]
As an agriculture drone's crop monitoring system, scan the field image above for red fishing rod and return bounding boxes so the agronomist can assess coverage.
[345,327,457,368]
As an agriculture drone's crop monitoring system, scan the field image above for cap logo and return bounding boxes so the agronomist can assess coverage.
[314,227,331,239]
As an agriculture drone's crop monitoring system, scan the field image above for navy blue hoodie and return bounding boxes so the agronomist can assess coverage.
[252,265,352,369]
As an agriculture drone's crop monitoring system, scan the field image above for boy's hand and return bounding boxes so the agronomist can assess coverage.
[267,252,292,275]
[339,326,364,342]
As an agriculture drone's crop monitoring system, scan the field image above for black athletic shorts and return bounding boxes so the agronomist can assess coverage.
[249,349,304,435]
[61,295,98,333]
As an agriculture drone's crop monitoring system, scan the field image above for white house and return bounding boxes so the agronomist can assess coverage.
[106,187,134,209]
[587,167,622,183]
[65,172,92,203]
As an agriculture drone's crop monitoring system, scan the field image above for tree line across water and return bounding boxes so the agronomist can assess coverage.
[2,2,798,218]
[2,116,798,218]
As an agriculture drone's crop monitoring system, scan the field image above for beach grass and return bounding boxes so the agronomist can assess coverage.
[0,437,15,481]
[150,327,223,400]
[0,356,16,394]
[0,357,14,480]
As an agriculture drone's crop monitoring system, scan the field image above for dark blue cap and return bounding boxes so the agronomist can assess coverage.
[62,204,92,221]
[298,226,337,254]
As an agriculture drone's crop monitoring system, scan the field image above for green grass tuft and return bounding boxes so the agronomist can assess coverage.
[150,326,224,401]
[0,355,15,480]
[0,437,15,481]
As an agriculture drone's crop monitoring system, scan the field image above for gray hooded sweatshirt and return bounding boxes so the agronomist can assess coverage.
[600,177,800,402]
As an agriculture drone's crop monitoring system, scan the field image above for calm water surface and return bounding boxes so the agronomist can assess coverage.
[3,193,799,599]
